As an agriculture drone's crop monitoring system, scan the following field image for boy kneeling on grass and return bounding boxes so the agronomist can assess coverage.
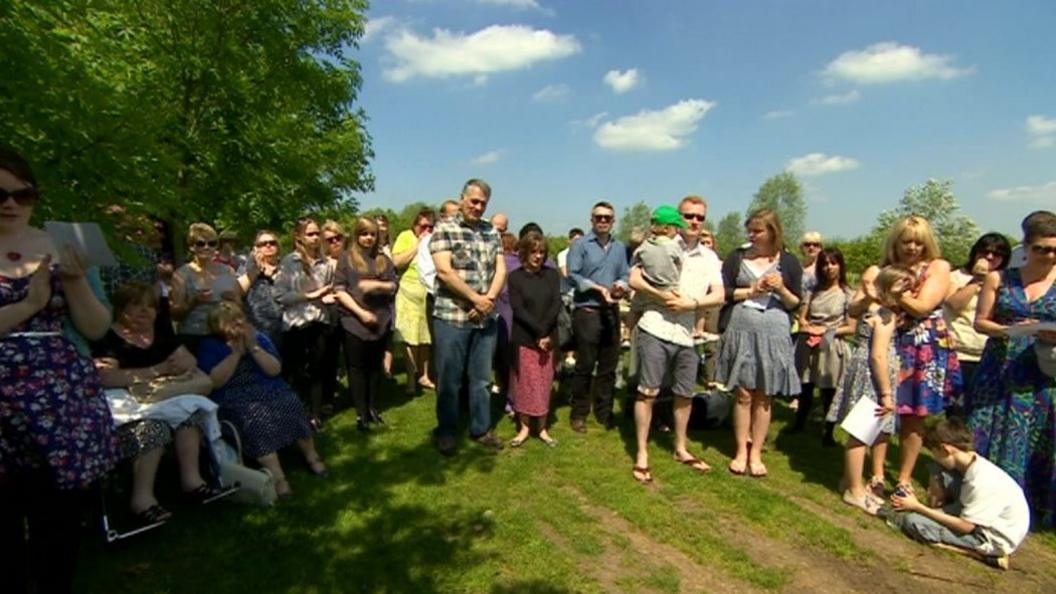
[889,418,1029,569]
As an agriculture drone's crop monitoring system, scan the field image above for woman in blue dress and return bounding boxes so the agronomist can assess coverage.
[969,213,1056,528]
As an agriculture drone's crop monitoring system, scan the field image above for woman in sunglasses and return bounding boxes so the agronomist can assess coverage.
[969,212,1056,528]
[391,208,438,393]
[170,222,241,351]
[275,216,333,429]
[236,230,284,347]
[1,149,117,593]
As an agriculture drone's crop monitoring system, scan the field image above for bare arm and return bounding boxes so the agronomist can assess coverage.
[391,234,420,270]
[869,313,897,413]
[58,247,110,340]
[247,342,281,377]
[892,491,977,534]
[208,349,243,388]
[848,265,880,318]
[973,270,1007,337]
[486,253,507,301]
[899,259,951,318]
[945,271,983,312]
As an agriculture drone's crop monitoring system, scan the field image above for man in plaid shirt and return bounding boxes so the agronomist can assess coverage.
[430,178,507,455]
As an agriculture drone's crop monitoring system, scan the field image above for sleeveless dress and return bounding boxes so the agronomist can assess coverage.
[826,308,898,435]
[794,287,852,389]
[895,266,962,416]
[0,271,117,489]
[715,259,801,395]
[967,267,1056,528]
[393,230,431,345]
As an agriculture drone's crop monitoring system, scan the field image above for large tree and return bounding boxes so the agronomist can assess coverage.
[714,211,743,259]
[871,179,979,267]
[1,0,373,238]
[616,201,651,244]
[748,172,806,251]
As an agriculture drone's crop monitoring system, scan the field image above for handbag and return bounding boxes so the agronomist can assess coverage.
[128,368,213,403]
[217,420,278,507]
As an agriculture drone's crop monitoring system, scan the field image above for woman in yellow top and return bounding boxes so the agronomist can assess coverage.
[392,208,437,393]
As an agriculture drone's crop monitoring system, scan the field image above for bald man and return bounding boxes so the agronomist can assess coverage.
[490,213,509,234]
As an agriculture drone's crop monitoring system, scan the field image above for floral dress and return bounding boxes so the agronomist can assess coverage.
[0,271,117,489]
[895,266,963,416]
[967,267,1056,528]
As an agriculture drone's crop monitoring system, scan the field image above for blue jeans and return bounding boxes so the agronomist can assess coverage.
[433,317,498,439]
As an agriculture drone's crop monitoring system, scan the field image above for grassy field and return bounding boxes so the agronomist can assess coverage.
[76,370,1056,593]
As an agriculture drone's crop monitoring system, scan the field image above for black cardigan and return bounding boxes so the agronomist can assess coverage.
[508,267,562,348]
[717,247,803,332]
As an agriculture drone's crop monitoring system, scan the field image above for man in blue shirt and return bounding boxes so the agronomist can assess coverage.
[565,201,630,432]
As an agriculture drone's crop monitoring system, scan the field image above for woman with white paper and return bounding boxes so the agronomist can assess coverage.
[828,266,915,515]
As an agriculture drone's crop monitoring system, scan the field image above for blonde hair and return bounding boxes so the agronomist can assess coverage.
[745,208,785,252]
[207,301,246,338]
[348,217,387,274]
[322,220,346,251]
[801,231,822,246]
[873,265,917,308]
[881,216,941,266]
[187,222,217,246]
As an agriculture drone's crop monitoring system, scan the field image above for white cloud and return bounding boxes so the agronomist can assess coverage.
[763,110,794,120]
[1026,115,1056,149]
[532,83,570,102]
[362,16,396,44]
[383,25,581,82]
[571,111,609,128]
[593,99,715,152]
[603,68,642,94]
[987,181,1056,203]
[470,149,505,165]
[1026,115,1056,136]
[823,42,974,84]
[814,89,861,105]
[785,153,860,176]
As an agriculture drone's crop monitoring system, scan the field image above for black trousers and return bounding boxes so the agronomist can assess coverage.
[568,305,621,423]
[320,323,344,409]
[344,332,389,420]
[0,473,89,594]
[281,321,330,418]
[794,382,836,439]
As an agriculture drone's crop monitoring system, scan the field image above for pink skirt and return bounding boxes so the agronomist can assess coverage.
[510,345,555,417]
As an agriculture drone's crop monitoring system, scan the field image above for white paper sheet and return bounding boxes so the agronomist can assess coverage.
[1005,322,1056,337]
[839,396,889,446]
[44,221,117,267]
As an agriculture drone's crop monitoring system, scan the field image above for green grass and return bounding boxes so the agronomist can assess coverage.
[75,369,1056,593]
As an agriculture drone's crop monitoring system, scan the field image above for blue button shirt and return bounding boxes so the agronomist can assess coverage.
[567,231,630,308]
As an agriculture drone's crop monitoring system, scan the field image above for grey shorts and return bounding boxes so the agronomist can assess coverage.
[636,330,698,398]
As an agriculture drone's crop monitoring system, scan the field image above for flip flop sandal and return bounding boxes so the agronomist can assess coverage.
[509,436,528,448]
[134,504,172,524]
[540,437,558,448]
[632,466,653,484]
[748,462,769,478]
[728,460,747,476]
[184,483,227,505]
[674,455,712,473]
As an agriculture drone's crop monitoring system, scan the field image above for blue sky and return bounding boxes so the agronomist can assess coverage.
[351,0,1055,241]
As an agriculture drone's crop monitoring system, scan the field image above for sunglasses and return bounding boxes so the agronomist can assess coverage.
[592,214,613,223]
[325,235,344,244]
[1030,244,1056,256]
[194,240,219,249]
[0,186,38,206]
[256,239,279,248]
[680,212,706,222]
[418,223,434,231]
[802,242,821,248]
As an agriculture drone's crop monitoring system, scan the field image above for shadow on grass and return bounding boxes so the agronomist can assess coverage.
[491,580,572,594]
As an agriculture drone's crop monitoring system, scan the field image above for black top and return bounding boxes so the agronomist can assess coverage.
[717,247,803,332]
[92,300,182,368]
[333,252,397,341]
[508,267,562,348]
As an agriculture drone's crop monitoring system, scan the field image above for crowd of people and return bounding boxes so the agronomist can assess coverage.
[2,146,1055,590]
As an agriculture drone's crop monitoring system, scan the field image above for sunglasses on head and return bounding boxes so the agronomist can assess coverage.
[256,239,279,248]
[1030,244,1056,256]
[680,212,706,222]
[0,186,38,206]
[325,235,344,244]
[194,239,219,249]
[592,214,613,223]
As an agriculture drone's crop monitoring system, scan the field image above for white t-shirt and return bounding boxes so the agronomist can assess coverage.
[959,455,1031,556]
[416,233,437,294]
[557,247,570,271]
[1009,244,1027,269]
[636,238,723,347]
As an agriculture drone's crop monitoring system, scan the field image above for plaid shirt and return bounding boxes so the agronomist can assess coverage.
[430,213,501,327]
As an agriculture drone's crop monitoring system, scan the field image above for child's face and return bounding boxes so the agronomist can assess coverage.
[658,224,678,238]
[929,445,956,471]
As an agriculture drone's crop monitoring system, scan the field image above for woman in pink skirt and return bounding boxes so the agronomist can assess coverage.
[508,231,562,447]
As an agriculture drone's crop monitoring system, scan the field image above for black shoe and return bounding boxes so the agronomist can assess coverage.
[570,418,587,433]
[356,419,370,433]
[436,435,457,457]
[473,432,504,451]
[368,409,385,425]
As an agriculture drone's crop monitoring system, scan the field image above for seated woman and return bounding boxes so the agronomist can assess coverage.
[196,301,326,497]
[93,282,224,522]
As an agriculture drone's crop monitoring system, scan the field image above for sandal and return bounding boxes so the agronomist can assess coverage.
[509,436,528,448]
[728,460,747,476]
[418,377,436,390]
[540,437,558,448]
[868,476,887,499]
[183,483,226,504]
[275,477,293,499]
[674,454,712,474]
[842,489,882,516]
[632,466,653,484]
[133,504,172,524]
[748,462,769,478]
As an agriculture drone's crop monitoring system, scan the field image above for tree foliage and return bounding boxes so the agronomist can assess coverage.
[616,201,651,244]
[870,179,980,267]
[0,0,373,239]
[714,211,743,259]
[748,172,806,250]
